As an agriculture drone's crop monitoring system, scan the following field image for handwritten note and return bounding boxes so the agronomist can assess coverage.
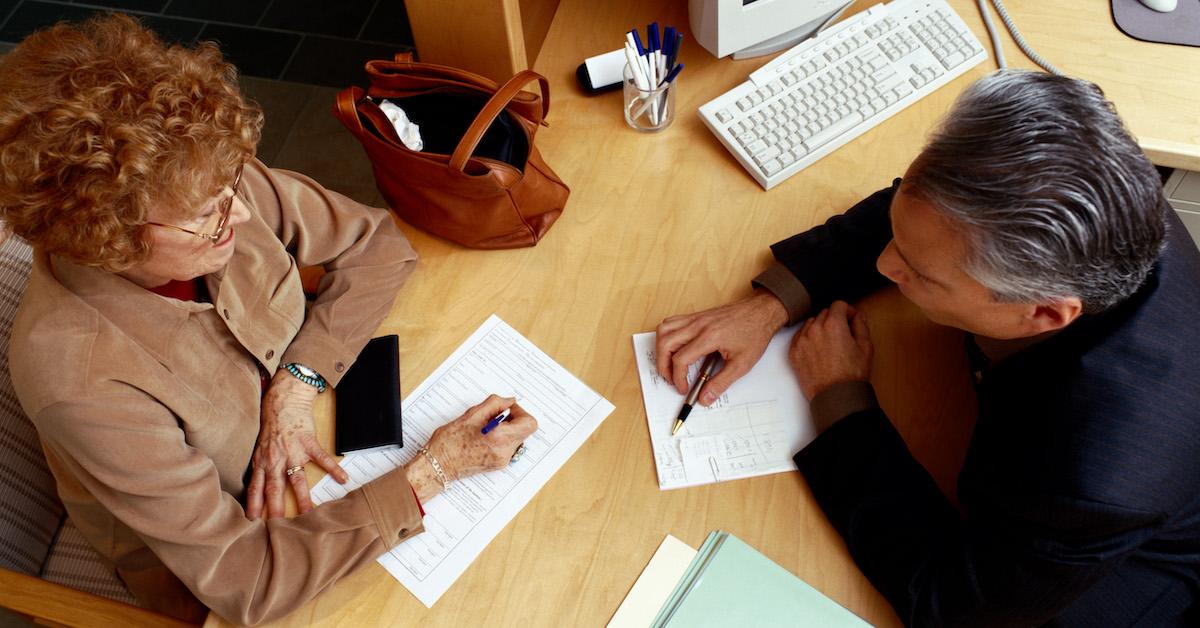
[312,315,614,607]
[632,330,814,490]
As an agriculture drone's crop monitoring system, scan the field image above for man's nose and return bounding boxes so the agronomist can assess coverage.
[876,242,905,285]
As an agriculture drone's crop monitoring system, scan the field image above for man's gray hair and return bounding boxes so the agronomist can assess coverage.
[905,69,1167,313]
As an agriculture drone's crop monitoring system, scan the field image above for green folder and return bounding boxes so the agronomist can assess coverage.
[650,530,872,627]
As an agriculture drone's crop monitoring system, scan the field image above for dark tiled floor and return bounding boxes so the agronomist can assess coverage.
[259,0,377,40]
[0,0,415,88]
[237,77,384,208]
[74,0,167,11]
[197,22,303,80]
[359,0,413,49]
[281,36,400,88]
[163,0,271,24]
[0,2,94,40]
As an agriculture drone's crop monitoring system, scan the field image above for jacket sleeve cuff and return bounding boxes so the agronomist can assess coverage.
[751,262,812,326]
[360,467,425,548]
[810,380,879,434]
[280,334,355,388]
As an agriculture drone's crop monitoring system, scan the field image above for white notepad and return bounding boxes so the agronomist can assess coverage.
[632,329,814,490]
[607,535,698,627]
[312,315,615,607]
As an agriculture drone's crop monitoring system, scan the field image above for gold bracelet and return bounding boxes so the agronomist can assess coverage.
[418,446,449,489]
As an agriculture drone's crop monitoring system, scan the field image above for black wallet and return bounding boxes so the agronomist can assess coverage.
[334,335,403,455]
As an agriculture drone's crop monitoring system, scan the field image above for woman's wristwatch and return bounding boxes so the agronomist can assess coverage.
[283,362,327,393]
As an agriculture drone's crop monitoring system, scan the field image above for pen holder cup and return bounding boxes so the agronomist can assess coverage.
[623,63,675,133]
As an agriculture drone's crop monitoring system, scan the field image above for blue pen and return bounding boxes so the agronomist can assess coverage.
[669,32,684,70]
[660,62,684,86]
[648,22,660,52]
[663,26,676,58]
[481,409,511,435]
[630,28,646,56]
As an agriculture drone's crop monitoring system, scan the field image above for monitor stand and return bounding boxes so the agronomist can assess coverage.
[731,3,853,59]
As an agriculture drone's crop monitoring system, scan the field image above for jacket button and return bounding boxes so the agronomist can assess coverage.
[335,362,345,373]
[266,350,275,360]
[398,528,409,539]
[223,308,230,319]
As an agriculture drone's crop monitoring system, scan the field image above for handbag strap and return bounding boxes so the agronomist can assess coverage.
[333,85,410,147]
[449,70,550,172]
[334,86,367,136]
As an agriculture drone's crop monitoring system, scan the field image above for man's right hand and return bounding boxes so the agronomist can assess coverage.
[654,290,790,405]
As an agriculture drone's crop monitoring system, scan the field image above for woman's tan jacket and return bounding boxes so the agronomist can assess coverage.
[11,160,423,624]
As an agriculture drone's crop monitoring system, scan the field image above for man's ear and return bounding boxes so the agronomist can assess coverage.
[1027,297,1084,334]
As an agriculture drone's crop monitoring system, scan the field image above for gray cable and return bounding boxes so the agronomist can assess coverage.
[978,0,1063,75]
[976,0,1007,69]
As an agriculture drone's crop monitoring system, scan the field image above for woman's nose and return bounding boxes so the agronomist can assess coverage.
[227,195,251,226]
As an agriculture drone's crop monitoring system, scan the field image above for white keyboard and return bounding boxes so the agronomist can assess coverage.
[699,0,987,190]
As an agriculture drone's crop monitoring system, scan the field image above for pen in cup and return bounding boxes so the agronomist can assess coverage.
[624,24,684,129]
[671,352,721,436]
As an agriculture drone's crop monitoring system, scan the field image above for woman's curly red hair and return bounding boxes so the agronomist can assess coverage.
[0,13,263,271]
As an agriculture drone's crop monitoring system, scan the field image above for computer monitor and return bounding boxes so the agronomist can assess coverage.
[689,0,856,59]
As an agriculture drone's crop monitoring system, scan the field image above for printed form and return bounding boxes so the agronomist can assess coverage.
[312,315,614,607]
[632,329,813,490]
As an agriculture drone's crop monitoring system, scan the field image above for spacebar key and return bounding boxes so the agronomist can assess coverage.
[802,112,864,153]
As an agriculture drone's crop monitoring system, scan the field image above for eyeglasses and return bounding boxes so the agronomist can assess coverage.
[148,164,244,244]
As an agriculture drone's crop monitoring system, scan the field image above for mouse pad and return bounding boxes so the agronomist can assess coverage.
[1112,0,1200,47]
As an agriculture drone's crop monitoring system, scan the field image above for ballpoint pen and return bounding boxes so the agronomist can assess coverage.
[481,409,511,435]
[671,352,721,435]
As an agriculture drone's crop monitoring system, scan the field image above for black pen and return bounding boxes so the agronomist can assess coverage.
[672,352,721,435]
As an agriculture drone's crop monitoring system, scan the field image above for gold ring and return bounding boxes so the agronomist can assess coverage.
[286,465,304,477]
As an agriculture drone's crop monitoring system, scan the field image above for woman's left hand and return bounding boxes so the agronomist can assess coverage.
[245,371,348,520]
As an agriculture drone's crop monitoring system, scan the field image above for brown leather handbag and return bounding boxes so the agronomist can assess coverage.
[333,53,569,249]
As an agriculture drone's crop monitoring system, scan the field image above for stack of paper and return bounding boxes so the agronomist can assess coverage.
[609,532,870,627]
[632,330,815,490]
[312,315,615,607]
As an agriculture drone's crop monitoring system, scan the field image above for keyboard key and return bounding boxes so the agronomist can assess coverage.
[753,146,782,164]
[803,111,864,152]
[941,51,966,69]
[716,109,734,123]
[761,159,782,176]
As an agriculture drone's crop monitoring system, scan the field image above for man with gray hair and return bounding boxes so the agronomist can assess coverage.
[656,70,1200,625]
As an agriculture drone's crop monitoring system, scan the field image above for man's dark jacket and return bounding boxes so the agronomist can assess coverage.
[772,183,1200,626]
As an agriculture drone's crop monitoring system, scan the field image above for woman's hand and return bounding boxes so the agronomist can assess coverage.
[788,301,873,401]
[405,395,538,502]
[245,371,348,520]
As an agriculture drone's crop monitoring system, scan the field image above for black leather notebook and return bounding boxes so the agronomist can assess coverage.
[334,335,402,455]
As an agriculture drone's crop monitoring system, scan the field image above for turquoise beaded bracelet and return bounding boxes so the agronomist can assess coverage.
[283,362,327,393]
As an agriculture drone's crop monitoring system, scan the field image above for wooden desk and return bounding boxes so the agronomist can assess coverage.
[207,1,1194,625]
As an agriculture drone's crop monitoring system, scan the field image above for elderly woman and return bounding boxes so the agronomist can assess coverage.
[1,14,536,625]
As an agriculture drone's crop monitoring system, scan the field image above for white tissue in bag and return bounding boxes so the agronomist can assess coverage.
[378,100,424,151]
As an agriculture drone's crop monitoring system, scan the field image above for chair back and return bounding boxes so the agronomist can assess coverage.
[0,234,66,575]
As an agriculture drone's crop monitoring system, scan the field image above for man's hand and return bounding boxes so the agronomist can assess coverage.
[655,290,789,406]
[245,371,349,520]
[788,301,873,401]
